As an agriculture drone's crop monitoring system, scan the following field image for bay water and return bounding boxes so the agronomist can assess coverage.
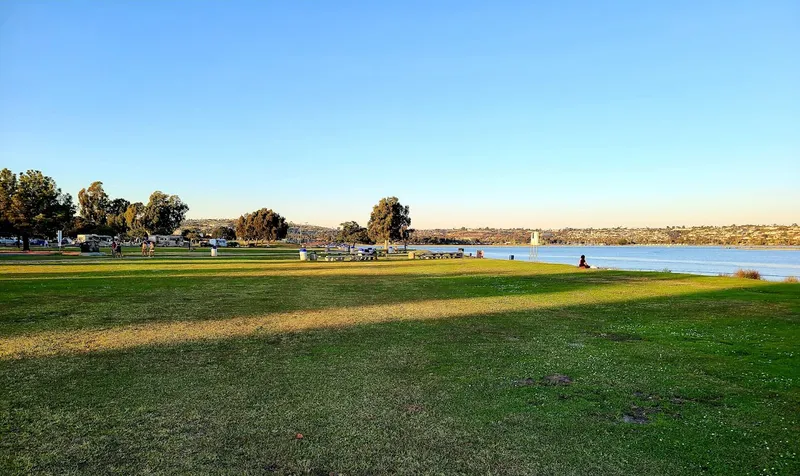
[424,245,800,281]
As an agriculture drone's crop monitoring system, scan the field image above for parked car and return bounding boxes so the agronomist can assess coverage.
[0,237,18,246]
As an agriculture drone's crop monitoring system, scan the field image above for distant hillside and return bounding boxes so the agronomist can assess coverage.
[181,220,800,246]
[180,218,236,231]
[413,225,800,246]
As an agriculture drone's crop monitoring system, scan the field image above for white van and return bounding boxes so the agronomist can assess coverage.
[208,239,227,248]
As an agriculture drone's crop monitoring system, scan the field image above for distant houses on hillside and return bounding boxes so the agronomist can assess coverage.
[178,220,800,247]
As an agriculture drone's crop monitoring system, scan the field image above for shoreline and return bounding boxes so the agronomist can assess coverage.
[409,244,800,250]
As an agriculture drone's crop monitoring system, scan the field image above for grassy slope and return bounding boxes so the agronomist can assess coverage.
[0,253,798,475]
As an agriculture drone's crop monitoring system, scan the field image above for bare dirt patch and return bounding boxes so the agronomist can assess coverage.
[541,374,573,386]
[622,413,649,424]
[622,405,660,424]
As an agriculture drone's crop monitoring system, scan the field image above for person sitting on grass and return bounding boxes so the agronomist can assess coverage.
[578,255,591,269]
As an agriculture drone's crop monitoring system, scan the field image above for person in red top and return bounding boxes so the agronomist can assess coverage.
[578,255,590,268]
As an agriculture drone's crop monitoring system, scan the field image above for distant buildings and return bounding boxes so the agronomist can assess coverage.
[179,219,800,246]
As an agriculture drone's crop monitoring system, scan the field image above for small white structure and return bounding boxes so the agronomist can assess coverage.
[529,231,540,261]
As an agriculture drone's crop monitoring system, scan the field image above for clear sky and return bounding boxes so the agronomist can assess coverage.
[1,1,798,229]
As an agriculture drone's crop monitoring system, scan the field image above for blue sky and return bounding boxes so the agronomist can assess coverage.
[1,1,798,229]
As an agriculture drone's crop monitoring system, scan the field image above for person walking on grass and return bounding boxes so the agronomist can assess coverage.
[111,240,117,258]
[141,241,148,257]
[148,241,155,258]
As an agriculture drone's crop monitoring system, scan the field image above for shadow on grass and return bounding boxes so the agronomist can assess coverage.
[2,274,786,359]
[0,268,690,338]
[0,258,696,280]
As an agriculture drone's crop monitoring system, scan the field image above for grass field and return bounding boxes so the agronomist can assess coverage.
[1,251,798,474]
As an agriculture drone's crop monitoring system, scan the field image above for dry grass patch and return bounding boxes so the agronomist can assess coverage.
[734,268,761,280]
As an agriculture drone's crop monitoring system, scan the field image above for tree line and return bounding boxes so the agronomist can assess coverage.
[222,197,413,249]
[0,169,188,251]
[74,181,188,239]
[184,197,413,249]
[1,168,415,251]
[334,197,413,249]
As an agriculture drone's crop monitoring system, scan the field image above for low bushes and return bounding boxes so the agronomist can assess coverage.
[734,269,761,280]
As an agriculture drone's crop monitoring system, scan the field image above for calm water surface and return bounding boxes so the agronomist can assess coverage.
[424,245,800,281]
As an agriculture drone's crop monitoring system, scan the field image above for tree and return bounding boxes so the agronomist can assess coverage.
[106,198,131,235]
[0,168,17,236]
[77,182,134,236]
[78,181,109,225]
[180,227,204,245]
[124,202,148,238]
[211,226,236,240]
[337,221,370,247]
[367,197,411,253]
[401,227,415,251]
[235,208,288,243]
[235,214,253,242]
[2,170,75,251]
[65,216,94,236]
[141,191,189,235]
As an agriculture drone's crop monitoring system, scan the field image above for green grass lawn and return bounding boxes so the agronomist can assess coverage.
[1,252,798,474]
